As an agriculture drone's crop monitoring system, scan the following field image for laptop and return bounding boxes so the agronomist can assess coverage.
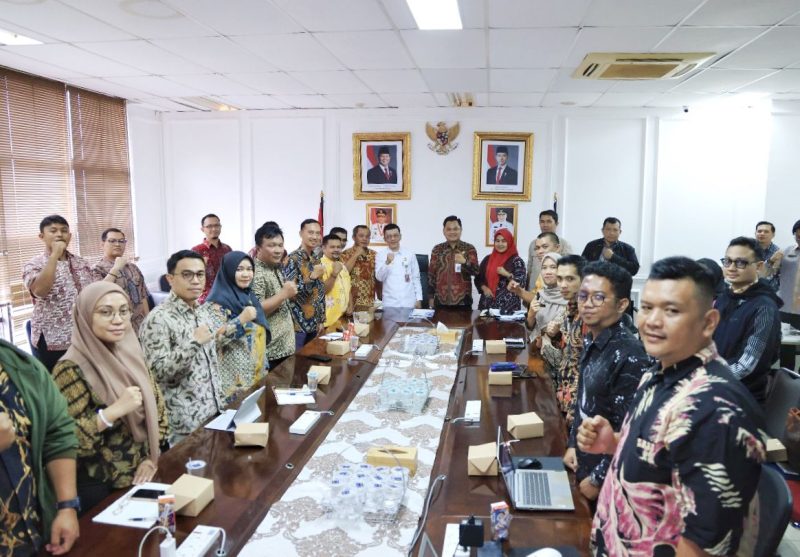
[496,427,575,511]
[204,386,266,432]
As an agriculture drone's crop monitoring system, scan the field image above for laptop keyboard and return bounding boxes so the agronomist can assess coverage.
[517,471,551,507]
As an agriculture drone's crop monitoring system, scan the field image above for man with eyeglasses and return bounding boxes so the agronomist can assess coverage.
[139,250,224,445]
[192,213,232,304]
[713,236,782,405]
[562,261,651,503]
[92,228,151,334]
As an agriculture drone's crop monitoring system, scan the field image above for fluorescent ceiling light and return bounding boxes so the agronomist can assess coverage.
[406,0,462,30]
[0,28,42,46]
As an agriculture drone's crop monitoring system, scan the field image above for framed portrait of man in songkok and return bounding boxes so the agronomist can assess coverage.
[353,132,411,200]
[472,132,533,201]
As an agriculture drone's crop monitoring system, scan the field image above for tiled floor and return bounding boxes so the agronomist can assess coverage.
[779,523,800,556]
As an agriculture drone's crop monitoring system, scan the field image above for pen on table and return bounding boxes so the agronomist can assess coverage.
[129,517,157,522]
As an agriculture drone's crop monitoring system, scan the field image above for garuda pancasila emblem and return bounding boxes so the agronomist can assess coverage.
[425,121,460,155]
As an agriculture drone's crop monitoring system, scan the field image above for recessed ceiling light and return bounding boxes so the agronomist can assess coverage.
[0,28,42,46]
[182,97,240,112]
[406,0,462,30]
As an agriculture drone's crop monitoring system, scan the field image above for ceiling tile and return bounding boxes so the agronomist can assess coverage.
[166,74,259,95]
[0,1,133,43]
[489,69,557,92]
[271,94,339,108]
[214,95,290,109]
[152,37,276,73]
[289,71,372,94]
[278,0,392,31]
[713,26,800,69]
[592,92,656,107]
[541,92,602,106]
[378,92,438,107]
[2,44,145,77]
[165,0,303,35]
[607,78,685,93]
[548,68,616,93]
[644,91,714,107]
[671,68,774,93]
[379,0,417,29]
[104,75,206,97]
[739,69,800,93]
[488,92,545,107]
[0,49,89,80]
[354,69,429,92]
[489,29,578,68]
[420,69,488,92]
[129,98,199,112]
[458,0,488,28]
[77,40,210,75]
[224,72,314,94]
[564,27,671,67]
[314,31,414,69]
[232,34,344,71]
[432,92,488,106]
[686,0,800,26]
[582,0,702,26]
[400,30,486,69]
[66,77,151,99]
[325,93,389,108]
[655,27,765,57]
[488,0,592,27]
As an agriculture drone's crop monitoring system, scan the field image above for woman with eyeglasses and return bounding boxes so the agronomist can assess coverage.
[52,282,168,514]
[206,251,271,403]
[475,229,526,314]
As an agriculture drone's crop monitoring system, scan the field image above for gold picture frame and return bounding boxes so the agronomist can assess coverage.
[365,203,397,246]
[485,203,519,247]
[472,131,533,201]
[353,132,411,200]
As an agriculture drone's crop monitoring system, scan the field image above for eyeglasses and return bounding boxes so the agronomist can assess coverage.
[106,239,127,245]
[173,271,206,281]
[720,257,755,269]
[577,291,609,306]
[94,307,131,321]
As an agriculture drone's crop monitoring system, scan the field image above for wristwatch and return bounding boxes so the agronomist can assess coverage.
[56,497,81,513]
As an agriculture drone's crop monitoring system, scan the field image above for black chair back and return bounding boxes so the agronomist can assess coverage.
[159,274,171,292]
[754,464,793,557]
[416,254,430,309]
[765,368,800,439]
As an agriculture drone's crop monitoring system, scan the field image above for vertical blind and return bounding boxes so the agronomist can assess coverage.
[0,66,135,345]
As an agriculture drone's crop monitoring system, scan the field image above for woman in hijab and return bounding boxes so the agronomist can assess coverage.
[206,251,271,403]
[52,282,168,513]
[526,252,568,336]
[475,228,526,314]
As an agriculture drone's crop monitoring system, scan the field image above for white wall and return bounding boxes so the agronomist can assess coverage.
[128,103,788,290]
[766,109,800,249]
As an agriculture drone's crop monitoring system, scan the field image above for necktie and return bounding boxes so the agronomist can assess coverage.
[496,168,502,184]
[384,167,390,180]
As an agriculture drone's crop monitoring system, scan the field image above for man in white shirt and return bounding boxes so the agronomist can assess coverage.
[375,224,422,308]
[489,208,514,240]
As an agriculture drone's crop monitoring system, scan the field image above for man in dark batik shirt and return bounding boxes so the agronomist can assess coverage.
[428,215,479,308]
[578,257,765,556]
[284,219,325,349]
[563,261,652,503]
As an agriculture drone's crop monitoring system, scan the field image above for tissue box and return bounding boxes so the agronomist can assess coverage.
[436,330,458,343]
[767,438,787,462]
[166,474,214,517]
[507,412,544,439]
[234,422,269,447]
[309,365,332,385]
[488,370,512,385]
[326,340,350,355]
[467,442,498,476]
[485,340,506,354]
[354,322,370,337]
[366,445,418,475]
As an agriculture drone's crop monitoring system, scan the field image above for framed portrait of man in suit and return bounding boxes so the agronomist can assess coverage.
[353,132,411,200]
[366,203,397,246]
[472,132,533,201]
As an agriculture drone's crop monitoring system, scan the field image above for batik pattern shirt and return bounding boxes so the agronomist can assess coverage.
[540,299,585,426]
[0,365,42,555]
[760,241,781,291]
[139,292,224,444]
[341,246,377,309]
[252,259,295,361]
[591,345,766,556]
[568,320,652,486]
[51,360,168,487]
[284,248,325,334]
[428,241,479,306]
[22,252,94,351]
[191,239,232,304]
[92,258,151,334]
[475,255,526,314]
[321,256,351,330]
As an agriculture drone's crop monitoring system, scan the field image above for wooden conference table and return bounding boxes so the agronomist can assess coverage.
[65,307,591,557]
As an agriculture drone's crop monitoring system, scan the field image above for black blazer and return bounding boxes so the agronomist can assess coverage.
[366,165,397,184]
[581,239,640,276]
[486,165,518,185]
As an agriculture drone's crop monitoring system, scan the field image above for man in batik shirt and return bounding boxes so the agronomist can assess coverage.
[578,257,765,556]
[285,219,325,349]
[428,215,479,309]
[342,225,378,311]
[192,213,232,304]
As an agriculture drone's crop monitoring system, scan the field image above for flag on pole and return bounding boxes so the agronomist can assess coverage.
[318,191,325,233]
[553,192,558,214]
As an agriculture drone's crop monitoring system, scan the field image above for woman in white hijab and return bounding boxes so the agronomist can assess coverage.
[526,252,568,338]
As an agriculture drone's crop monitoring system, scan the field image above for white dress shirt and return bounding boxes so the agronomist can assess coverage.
[375,247,422,308]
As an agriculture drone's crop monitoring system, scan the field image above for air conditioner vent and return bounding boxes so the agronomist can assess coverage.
[573,52,715,80]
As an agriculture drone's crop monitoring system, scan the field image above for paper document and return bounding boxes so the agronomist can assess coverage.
[92,482,170,529]
[409,309,435,319]
[273,387,316,405]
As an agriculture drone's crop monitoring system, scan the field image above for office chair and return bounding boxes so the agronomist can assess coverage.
[416,254,430,309]
[754,464,792,557]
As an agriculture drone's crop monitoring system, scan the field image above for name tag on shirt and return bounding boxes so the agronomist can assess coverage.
[455,263,462,273]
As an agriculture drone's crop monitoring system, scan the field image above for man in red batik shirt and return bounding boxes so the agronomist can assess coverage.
[191,213,232,303]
